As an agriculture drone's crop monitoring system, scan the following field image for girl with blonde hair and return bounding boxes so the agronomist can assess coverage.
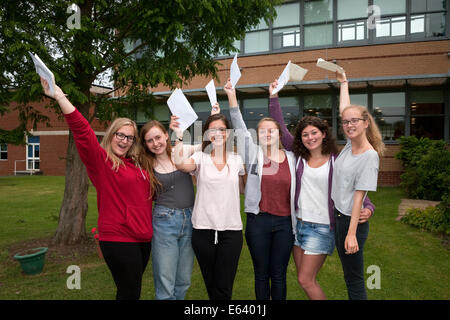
[40,78,152,300]
[332,71,385,300]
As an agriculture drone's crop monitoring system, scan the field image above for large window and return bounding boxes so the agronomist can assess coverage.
[373,92,406,141]
[0,144,7,160]
[410,90,445,140]
[245,18,270,54]
[273,2,301,49]
[226,0,448,55]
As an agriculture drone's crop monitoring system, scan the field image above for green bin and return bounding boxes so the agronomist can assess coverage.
[14,247,48,275]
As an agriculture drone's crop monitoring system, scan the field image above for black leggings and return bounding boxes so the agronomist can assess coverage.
[99,241,151,300]
[191,229,243,300]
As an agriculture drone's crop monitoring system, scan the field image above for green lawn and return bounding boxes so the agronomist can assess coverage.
[0,176,448,300]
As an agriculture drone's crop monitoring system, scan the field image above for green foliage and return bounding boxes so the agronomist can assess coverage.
[401,202,450,236]
[395,136,450,201]
[0,0,282,128]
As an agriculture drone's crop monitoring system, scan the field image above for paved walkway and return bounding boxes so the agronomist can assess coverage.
[397,199,440,221]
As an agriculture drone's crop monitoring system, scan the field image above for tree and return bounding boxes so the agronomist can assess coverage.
[0,0,281,245]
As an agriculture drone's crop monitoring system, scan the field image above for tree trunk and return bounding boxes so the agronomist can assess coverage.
[52,101,91,245]
[52,131,90,245]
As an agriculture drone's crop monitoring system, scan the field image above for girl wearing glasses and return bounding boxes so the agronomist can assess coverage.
[225,79,297,300]
[333,71,385,300]
[173,108,245,300]
[40,78,151,300]
[268,80,375,300]
[138,106,218,300]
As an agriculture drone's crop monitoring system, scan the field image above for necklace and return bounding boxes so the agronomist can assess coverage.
[156,159,176,190]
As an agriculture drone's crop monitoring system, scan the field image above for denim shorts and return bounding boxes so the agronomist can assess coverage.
[294,220,335,256]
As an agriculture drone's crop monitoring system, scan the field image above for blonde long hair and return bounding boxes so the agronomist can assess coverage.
[343,105,386,157]
[100,117,140,171]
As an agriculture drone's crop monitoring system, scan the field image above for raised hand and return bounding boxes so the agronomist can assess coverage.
[269,79,279,97]
[211,102,220,115]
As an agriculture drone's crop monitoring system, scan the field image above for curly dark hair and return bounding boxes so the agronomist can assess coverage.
[292,116,338,160]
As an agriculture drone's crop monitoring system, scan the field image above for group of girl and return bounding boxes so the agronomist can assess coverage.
[40,68,384,301]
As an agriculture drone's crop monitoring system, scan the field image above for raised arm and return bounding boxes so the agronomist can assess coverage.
[268,79,294,151]
[337,72,350,117]
[41,77,75,114]
[224,78,258,165]
[40,77,103,176]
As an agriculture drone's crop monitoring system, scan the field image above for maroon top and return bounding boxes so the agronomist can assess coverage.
[259,155,291,216]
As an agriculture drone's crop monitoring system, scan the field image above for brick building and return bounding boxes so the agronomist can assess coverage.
[146,0,450,186]
[1,0,449,185]
[0,86,110,176]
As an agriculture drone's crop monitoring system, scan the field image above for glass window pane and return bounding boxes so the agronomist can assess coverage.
[304,0,333,24]
[153,104,170,122]
[350,94,368,107]
[410,90,444,115]
[338,0,368,20]
[34,145,39,158]
[304,95,332,118]
[248,18,268,31]
[410,116,444,140]
[411,13,446,37]
[338,21,367,42]
[373,92,405,116]
[0,153,7,160]
[412,0,446,13]
[34,160,40,170]
[244,31,269,53]
[375,117,405,140]
[273,2,300,28]
[28,136,39,144]
[273,27,301,49]
[374,0,405,15]
[243,98,269,122]
[375,16,406,38]
[28,145,32,156]
[304,24,333,47]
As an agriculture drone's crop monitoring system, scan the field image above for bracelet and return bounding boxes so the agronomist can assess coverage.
[341,80,348,83]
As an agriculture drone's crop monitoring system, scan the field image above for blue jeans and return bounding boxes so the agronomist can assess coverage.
[245,212,294,300]
[334,208,369,300]
[151,204,194,300]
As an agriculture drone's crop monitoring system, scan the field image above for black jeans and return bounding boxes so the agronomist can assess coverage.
[334,209,369,300]
[99,241,151,300]
[245,212,294,300]
[191,228,243,300]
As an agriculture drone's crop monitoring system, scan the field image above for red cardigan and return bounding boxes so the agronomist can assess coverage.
[65,109,152,242]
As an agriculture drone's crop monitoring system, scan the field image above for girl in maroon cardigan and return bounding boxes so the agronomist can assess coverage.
[41,78,152,300]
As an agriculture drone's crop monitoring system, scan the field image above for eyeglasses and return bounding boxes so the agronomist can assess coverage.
[341,118,365,126]
[114,132,136,143]
[208,128,227,134]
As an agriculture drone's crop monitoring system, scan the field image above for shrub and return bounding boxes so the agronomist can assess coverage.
[401,203,450,236]
[395,136,450,201]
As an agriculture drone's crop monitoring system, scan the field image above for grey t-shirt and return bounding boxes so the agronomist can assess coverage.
[154,170,195,209]
[331,140,379,216]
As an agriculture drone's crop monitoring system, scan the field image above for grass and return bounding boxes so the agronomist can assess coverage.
[0,176,449,300]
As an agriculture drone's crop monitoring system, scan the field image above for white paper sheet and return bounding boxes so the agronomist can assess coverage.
[316,58,345,74]
[29,52,56,96]
[272,61,292,95]
[230,53,241,89]
[166,89,198,131]
[289,63,308,82]
[205,79,217,106]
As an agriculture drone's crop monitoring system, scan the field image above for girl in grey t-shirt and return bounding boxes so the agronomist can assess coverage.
[332,71,385,300]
